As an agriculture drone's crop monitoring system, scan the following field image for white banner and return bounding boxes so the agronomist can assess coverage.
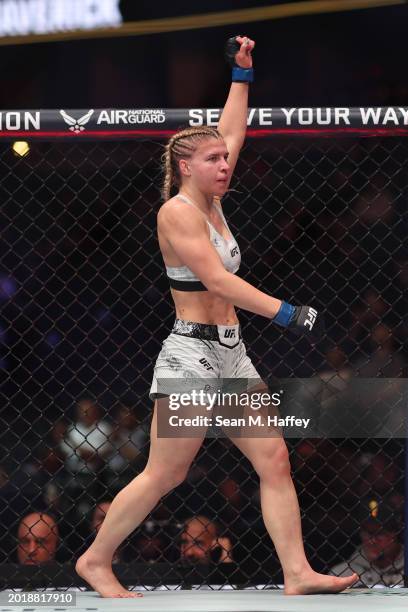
[0,0,122,36]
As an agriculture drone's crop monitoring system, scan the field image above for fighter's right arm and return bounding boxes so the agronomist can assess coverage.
[159,202,325,341]
[159,202,282,318]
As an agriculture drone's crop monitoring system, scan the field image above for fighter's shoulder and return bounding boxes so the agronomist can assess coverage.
[158,198,205,232]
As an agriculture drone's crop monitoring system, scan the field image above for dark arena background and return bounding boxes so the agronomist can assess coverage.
[0,3,408,612]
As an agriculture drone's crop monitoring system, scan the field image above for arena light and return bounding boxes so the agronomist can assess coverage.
[12,140,30,157]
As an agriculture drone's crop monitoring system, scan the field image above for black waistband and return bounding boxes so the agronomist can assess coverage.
[171,319,241,342]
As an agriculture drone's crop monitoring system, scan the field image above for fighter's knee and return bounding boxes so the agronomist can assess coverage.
[252,440,290,482]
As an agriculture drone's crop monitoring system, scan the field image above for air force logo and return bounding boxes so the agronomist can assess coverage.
[60,109,94,133]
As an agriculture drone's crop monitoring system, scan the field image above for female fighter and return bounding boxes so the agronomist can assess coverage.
[76,35,358,597]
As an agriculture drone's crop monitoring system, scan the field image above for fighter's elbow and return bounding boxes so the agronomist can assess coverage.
[206,271,231,298]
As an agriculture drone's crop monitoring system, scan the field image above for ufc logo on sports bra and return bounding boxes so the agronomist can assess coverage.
[224,329,236,339]
[230,246,239,257]
[304,308,317,330]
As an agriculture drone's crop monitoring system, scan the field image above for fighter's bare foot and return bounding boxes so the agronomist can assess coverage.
[76,552,143,598]
[285,570,358,595]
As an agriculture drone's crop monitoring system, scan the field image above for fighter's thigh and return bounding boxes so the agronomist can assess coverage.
[145,400,207,477]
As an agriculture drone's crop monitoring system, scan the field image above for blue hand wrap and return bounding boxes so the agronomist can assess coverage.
[273,301,296,327]
[232,67,254,83]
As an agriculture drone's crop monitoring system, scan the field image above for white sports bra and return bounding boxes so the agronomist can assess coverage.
[166,194,241,291]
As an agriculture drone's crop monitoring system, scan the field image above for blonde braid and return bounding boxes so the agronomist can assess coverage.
[161,140,174,202]
[161,127,222,202]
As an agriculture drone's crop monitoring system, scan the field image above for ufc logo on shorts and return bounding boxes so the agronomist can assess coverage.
[199,357,214,371]
[304,308,317,330]
[224,329,236,339]
[230,246,239,257]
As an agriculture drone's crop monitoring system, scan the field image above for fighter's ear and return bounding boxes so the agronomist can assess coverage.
[179,159,191,177]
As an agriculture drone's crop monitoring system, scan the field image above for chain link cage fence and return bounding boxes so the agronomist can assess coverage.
[0,109,407,591]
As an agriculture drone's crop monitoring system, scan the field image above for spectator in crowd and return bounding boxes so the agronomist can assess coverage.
[320,346,352,383]
[358,452,402,498]
[132,522,167,563]
[320,326,406,436]
[90,501,122,563]
[33,420,69,515]
[330,496,403,587]
[105,400,148,488]
[17,512,59,565]
[348,290,388,345]
[217,476,260,526]
[39,420,68,477]
[0,458,50,560]
[59,397,113,514]
[60,398,113,473]
[180,515,233,564]
[351,324,406,378]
